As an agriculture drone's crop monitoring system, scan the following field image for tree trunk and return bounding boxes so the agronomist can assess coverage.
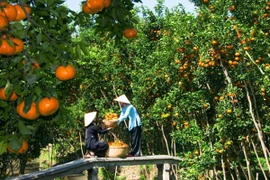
[19,156,27,175]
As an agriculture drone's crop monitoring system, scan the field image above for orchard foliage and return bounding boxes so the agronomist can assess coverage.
[70,0,270,179]
[0,0,270,179]
[0,0,143,177]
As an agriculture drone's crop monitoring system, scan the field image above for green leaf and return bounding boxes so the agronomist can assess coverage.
[50,9,59,17]
[18,121,32,135]
[0,141,8,155]
[47,0,55,7]
[79,41,88,55]
[9,136,22,152]
[26,125,36,131]
[26,74,37,85]
[76,45,82,58]
[0,101,8,108]
[23,96,33,114]
[35,86,42,96]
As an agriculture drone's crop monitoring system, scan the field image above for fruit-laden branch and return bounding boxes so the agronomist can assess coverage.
[245,51,264,75]
[161,124,170,156]
[248,135,268,180]
[241,141,252,180]
[243,80,270,174]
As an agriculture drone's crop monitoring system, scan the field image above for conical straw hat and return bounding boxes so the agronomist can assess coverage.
[84,111,97,127]
[114,94,130,104]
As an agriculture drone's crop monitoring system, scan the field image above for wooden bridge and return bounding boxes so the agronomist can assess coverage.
[6,155,182,180]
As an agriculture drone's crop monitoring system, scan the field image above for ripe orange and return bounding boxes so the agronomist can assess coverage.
[0,87,18,101]
[0,15,8,30]
[14,4,31,21]
[11,37,24,54]
[226,109,232,114]
[38,97,59,116]
[211,40,218,45]
[0,38,16,56]
[82,3,98,14]
[22,59,40,69]
[0,2,17,21]
[104,0,111,7]
[123,28,138,39]
[217,114,223,118]
[16,101,39,120]
[234,52,241,57]
[203,103,209,108]
[8,140,28,154]
[87,0,104,12]
[55,64,76,81]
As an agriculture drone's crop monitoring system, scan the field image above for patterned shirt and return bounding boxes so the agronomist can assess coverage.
[117,104,142,131]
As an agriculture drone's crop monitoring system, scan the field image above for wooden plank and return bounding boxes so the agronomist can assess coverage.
[6,155,182,180]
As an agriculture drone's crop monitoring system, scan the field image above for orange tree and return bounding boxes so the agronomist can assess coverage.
[0,0,143,178]
[127,0,269,179]
[0,0,79,177]
[70,0,270,179]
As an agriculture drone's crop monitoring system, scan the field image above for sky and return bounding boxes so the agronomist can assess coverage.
[65,0,195,13]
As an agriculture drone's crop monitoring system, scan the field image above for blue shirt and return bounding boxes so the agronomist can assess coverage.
[117,104,142,131]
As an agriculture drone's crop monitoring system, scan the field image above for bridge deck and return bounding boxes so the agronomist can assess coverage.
[7,155,182,180]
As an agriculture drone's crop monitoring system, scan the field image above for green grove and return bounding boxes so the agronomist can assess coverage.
[0,0,270,179]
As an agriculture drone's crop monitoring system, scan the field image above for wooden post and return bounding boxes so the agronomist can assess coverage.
[157,163,171,180]
[163,163,171,180]
[87,166,98,180]
[157,164,163,179]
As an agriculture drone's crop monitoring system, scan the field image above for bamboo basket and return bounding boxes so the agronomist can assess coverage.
[103,119,118,128]
[106,145,129,158]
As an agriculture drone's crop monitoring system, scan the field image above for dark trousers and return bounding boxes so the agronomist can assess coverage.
[129,126,142,156]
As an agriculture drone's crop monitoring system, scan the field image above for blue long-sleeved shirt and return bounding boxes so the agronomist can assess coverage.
[117,104,142,131]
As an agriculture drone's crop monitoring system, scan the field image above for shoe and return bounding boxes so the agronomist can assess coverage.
[84,152,96,158]
[126,153,134,157]
[89,151,95,156]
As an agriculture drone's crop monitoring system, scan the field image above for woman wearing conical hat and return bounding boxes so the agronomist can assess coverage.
[84,111,112,158]
[114,94,142,157]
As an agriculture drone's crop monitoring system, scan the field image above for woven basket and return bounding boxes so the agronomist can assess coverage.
[106,146,129,158]
[103,119,118,128]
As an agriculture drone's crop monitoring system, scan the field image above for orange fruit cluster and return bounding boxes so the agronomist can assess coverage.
[0,2,31,56]
[104,112,118,120]
[82,0,111,15]
[16,96,60,120]
[108,140,128,147]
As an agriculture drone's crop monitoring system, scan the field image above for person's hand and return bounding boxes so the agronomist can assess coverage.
[107,127,113,130]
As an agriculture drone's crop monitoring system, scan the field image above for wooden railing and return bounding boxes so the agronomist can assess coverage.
[6,155,182,180]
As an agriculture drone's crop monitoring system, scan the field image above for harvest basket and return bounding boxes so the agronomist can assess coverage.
[103,119,118,128]
[106,145,129,158]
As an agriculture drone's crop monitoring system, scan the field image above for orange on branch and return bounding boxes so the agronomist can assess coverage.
[22,59,40,69]
[0,15,8,31]
[0,87,18,101]
[123,28,138,39]
[55,64,76,81]
[0,2,17,21]
[38,97,59,116]
[16,101,39,120]
[87,0,104,12]
[11,37,24,54]
[14,4,31,21]
[103,0,111,7]
[82,3,98,14]
[0,38,16,55]
[8,140,28,154]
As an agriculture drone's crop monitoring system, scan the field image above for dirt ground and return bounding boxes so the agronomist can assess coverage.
[117,165,158,180]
